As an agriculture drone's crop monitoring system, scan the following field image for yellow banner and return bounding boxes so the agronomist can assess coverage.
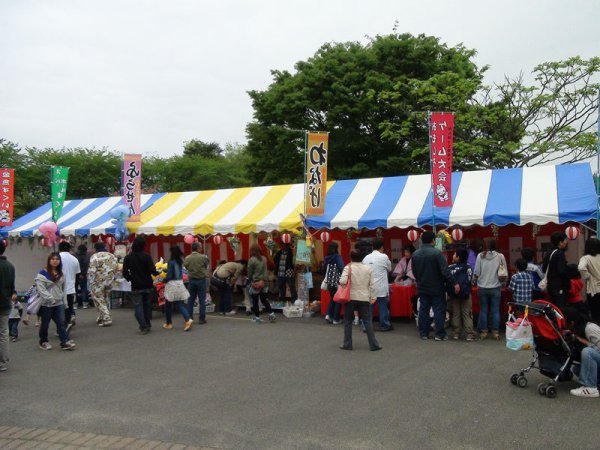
[305,132,328,216]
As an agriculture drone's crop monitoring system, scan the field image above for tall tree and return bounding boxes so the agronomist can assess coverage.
[183,139,223,158]
[246,33,485,183]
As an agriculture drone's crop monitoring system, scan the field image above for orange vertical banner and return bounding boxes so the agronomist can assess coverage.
[305,131,329,216]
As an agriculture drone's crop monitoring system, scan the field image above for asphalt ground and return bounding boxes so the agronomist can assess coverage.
[1,306,600,449]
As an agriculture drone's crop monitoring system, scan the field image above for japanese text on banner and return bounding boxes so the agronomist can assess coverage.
[122,154,142,222]
[51,166,69,222]
[429,113,454,208]
[305,132,328,216]
[0,168,14,226]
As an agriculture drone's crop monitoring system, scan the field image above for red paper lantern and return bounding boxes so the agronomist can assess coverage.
[565,226,580,240]
[407,230,420,242]
[281,232,292,244]
[105,236,115,246]
[320,231,331,242]
[40,238,47,247]
[184,234,195,244]
[2,239,7,248]
[451,229,464,241]
[213,234,223,245]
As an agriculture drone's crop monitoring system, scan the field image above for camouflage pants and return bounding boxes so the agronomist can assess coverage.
[90,284,112,322]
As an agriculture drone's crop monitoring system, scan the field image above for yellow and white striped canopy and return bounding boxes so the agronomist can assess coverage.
[129,182,334,236]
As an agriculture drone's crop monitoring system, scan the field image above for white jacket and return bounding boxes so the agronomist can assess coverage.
[338,262,376,302]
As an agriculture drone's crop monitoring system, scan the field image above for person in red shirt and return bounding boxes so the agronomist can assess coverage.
[567,264,588,318]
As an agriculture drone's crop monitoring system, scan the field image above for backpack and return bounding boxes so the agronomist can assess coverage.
[448,263,472,300]
[326,262,341,288]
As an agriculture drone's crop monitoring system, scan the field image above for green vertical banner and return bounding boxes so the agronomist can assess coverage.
[51,166,69,222]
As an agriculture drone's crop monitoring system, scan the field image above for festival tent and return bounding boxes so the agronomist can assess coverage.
[1,163,595,238]
[0,193,165,237]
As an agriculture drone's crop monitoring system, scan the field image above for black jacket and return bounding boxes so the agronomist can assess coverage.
[0,256,16,312]
[543,248,570,295]
[411,244,453,296]
[123,252,158,290]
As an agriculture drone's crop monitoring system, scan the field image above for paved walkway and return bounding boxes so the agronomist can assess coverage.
[0,426,216,449]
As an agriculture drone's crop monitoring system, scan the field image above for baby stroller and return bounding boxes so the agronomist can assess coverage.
[508,300,574,399]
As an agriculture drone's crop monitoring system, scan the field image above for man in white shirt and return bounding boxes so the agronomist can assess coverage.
[59,241,81,332]
[363,239,393,331]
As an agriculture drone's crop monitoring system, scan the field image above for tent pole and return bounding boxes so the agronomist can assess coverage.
[428,112,436,231]
[596,89,600,237]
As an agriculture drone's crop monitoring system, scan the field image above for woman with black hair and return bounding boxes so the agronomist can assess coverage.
[36,252,75,350]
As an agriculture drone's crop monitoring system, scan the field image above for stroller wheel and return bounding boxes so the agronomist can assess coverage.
[545,385,557,399]
[516,376,528,388]
[510,374,519,385]
[537,383,547,395]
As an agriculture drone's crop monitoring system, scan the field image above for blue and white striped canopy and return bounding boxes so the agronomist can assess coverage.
[305,163,597,229]
[1,193,165,237]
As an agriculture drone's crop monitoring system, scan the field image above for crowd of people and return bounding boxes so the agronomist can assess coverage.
[1,231,600,399]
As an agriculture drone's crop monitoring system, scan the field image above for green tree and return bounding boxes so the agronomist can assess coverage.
[183,139,223,158]
[246,33,485,183]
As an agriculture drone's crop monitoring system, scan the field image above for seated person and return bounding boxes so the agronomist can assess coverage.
[393,245,416,285]
[569,310,600,397]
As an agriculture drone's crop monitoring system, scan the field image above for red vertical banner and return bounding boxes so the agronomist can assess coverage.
[0,168,15,226]
[429,112,454,207]
[123,154,142,222]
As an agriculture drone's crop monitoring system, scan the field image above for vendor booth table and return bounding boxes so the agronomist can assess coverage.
[320,284,416,318]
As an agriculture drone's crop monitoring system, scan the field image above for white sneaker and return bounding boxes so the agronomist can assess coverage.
[570,386,599,397]
[333,320,342,325]
[225,310,237,315]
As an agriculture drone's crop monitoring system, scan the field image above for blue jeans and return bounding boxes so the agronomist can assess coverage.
[9,318,19,338]
[39,305,69,345]
[418,294,447,338]
[132,289,153,330]
[277,276,297,301]
[187,278,207,320]
[218,283,232,313]
[579,346,600,388]
[477,287,501,332]
[77,277,89,306]
[165,301,191,324]
[326,287,341,322]
[373,296,391,329]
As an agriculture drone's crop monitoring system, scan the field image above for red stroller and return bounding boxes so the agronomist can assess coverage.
[508,300,574,399]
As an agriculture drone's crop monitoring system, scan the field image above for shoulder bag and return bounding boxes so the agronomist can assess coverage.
[333,264,352,304]
[538,249,557,291]
[497,254,508,283]
[321,264,329,290]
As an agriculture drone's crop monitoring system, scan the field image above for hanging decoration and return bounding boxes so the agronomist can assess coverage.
[281,232,292,244]
[227,235,241,253]
[1,238,7,248]
[376,228,384,240]
[532,224,540,239]
[319,231,331,242]
[265,234,278,256]
[109,205,130,242]
[407,229,420,242]
[105,236,115,247]
[451,228,464,241]
[213,234,223,245]
[491,224,500,239]
[183,234,195,245]
[565,226,580,240]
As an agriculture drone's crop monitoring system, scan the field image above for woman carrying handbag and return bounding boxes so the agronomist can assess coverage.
[163,246,194,331]
[338,250,381,351]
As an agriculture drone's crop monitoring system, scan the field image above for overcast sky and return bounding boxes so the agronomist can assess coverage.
[0,0,598,157]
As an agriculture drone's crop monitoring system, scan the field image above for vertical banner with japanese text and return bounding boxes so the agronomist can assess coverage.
[51,166,69,222]
[429,112,454,208]
[0,168,15,226]
[122,154,142,222]
[305,131,329,216]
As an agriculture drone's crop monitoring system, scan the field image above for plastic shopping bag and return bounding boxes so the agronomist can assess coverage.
[505,314,534,351]
[26,290,42,315]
